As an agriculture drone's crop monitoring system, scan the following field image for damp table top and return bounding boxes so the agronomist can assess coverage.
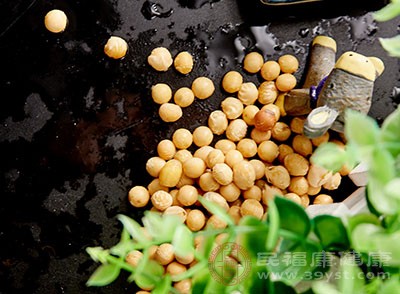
[0,0,399,293]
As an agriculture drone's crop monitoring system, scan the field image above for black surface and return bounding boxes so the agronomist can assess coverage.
[0,0,399,293]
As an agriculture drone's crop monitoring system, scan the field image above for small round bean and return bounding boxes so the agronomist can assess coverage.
[159,103,183,122]
[148,47,173,71]
[174,87,195,107]
[174,51,194,74]
[152,83,172,104]
[243,52,264,73]
[192,77,215,99]
[222,71,243,93]
[128,186,150,208]
[193,126,213,147]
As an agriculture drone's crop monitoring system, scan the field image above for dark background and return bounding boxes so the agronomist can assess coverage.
[0,0,399,293]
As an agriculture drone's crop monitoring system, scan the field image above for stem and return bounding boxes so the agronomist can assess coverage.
[104,254,135,272]
[171,261,208,282]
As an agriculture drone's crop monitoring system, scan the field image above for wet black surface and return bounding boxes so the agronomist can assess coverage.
[0,0,399,293]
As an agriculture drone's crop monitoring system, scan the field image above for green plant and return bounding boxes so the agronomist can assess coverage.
[374,0,400,57]
[86,106,400,293]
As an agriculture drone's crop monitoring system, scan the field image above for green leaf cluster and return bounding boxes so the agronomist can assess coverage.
[374,0,400,57]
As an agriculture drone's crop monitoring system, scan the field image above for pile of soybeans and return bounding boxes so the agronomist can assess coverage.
[127,48,349,293]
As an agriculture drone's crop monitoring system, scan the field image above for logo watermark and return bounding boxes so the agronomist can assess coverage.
[208,243,392,285]
[208,242,252,286]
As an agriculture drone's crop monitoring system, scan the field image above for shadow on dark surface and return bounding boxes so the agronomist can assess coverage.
[0,0,399,293]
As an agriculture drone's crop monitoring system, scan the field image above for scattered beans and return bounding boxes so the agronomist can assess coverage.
[174,51,194,74]
[243,52,264,73]
[288,176,309,196]
[265,165,290,190]
[159,103,183,122]
[186,209,206,231]
[163,206,187,223]
[236,138,258,158]
[129,186,150,208]
[292,135,313,157]
[284,193,302,205]
[148,47,173,71]
[152,83,172,104]
[261,61,281,81]
[104,36,128,59]
[45,9,68,33]
[275,73,297,92]
[155,243,175,265]
[240,199,264,219]
[126,250,143,267]
[226,119,248,142]
[222,71,243,93]
[183,157,206,179]
[157,139,176,160]
[254,109,277,132]
[238,82,258,105]
[159,159,183,187]
[199,172,220,192]
[174,87,195,107]
[233,160,256,190]
[192,77,215,99]
[146,157,166,177]
[314,194,334,205]
[193,126,213,147]
[172,128,193,150]
[258,140,279,163]
[220,183,241,202]
[278,54,299,74]
[177,185,199,206]
[284,153,309,176]
[258,81,278,104]
[221,97,244,120]
[151,190,173,211]
[212,163,233,185]
[271,122,291,142]
[208,110,228,135]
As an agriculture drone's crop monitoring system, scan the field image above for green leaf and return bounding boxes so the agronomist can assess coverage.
[347,213,380,234]
[381,106,400,156]
[142,211,182,243]
[369,148,395,184]
[110,241,135,257]
[345,109,379,149]
[152,274,172,294]
[311,142,348,172]
[268,242,320,286]
[110,228,134,256]
[86,263,121,287]
[385,178,400,200]
[198,196,235,226]
[272,281,297,294]
[374,1,400,22]
[86,247,109,264]
[172,225,194,258]
[378,276,400,294]
[338,255,365,294]
[352,223,400,266]
[135,259,164,290]
[266,197,280,251]
[117,214,148,243]
[191,267,212,293]
[238,216,268,259]
[367,179,399,215]
[274,196,311,237]
[379,36,400,58]
[312,281,341,294]
[312,215,350,251]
